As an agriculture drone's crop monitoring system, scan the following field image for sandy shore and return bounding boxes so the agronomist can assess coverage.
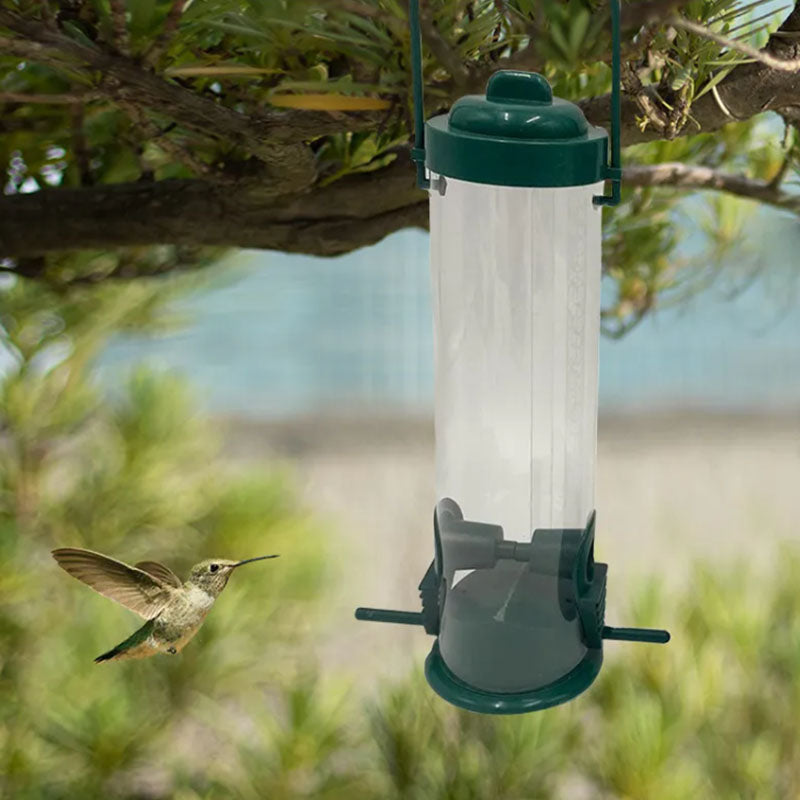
[219,411,800,678]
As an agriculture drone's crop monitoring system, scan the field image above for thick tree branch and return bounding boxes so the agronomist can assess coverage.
[6,155,798,263]
[623,163,800,213]
[0,154,426,258]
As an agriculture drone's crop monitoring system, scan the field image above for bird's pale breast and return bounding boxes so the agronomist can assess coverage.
[155,586,216,651]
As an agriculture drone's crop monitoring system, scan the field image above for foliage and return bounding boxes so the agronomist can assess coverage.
[602,117,776,335]
[367,673,579,800]
[0,274,329,798]
[2,271,800,799]
[2,0,799,331]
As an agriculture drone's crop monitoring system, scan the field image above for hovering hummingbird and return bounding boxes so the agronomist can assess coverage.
[52,548,278,662]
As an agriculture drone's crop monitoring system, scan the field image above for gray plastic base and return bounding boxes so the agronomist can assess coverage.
[438,560,588,693]
[355,502,669,714]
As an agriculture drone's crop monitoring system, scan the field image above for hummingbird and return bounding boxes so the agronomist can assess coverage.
[52,548,278,662]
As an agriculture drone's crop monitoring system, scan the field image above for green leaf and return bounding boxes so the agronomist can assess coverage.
[694,64,737,100]
[60,20,99,49]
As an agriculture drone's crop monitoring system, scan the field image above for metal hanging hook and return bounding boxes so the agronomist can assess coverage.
[409,0,430,190]
[593,0,622,206]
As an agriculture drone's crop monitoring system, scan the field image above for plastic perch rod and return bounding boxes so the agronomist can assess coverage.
[601,626,670,644]
[355,608,425,626]
[355,607,670,644]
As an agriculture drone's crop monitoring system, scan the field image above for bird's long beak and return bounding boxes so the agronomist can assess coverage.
[233,555,280,568]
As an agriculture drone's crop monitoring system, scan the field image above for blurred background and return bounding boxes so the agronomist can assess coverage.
[4,201,798,798]
[96,207,800,678]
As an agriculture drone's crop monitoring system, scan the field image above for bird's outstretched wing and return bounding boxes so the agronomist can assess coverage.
[52,548,174,619]
[135,560,182,588]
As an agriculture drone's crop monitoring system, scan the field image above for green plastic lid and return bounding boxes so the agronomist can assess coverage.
[425,70,608,188]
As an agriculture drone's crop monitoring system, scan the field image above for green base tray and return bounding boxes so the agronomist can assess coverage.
[424,641,603,715]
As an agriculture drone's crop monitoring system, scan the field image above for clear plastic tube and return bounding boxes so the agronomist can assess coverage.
[430,177,603,541]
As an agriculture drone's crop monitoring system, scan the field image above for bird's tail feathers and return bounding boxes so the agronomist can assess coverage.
[94,645,124,663]
[94,618,157,664]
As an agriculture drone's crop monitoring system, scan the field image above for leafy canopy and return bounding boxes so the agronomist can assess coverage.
[1,0,799,332]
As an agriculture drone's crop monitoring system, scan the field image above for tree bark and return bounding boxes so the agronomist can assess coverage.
[0,155,427,258]
[582,3,800,144]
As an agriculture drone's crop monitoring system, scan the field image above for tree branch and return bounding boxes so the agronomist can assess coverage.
[0,8,383,192]
[7,155,794,263]
[0,33,79,70]
[486,0,694,83]
[579,1,800,143]
[3,1,800,266]
[417,1,470,88]
[0,154,427,258]
[671,16,800,71]
[620,0,692,32]
[108,0,131,56]
[0,91,103,105]
[0,11,291,168]
[118,99,212,177]
[0,117,60,134]
[0,10,382,145]
[143,0,185,68]
[623,163,800,213]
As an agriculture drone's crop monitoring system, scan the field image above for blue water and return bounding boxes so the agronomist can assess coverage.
[99,214,800,417]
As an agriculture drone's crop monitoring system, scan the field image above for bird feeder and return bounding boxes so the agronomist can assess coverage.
[356,0,669,714]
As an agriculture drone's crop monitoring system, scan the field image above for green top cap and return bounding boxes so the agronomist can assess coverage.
[425,70,608,188]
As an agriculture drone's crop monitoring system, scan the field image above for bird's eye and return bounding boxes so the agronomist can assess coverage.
[209,563,219,573]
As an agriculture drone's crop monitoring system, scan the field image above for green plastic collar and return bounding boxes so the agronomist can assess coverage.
[425,641,603,715]
[425,70,608,188]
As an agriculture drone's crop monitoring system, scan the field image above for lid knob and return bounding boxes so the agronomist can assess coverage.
[486,71,553,105]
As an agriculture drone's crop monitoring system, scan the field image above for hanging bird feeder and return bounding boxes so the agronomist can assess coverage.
[356,0,669,715]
